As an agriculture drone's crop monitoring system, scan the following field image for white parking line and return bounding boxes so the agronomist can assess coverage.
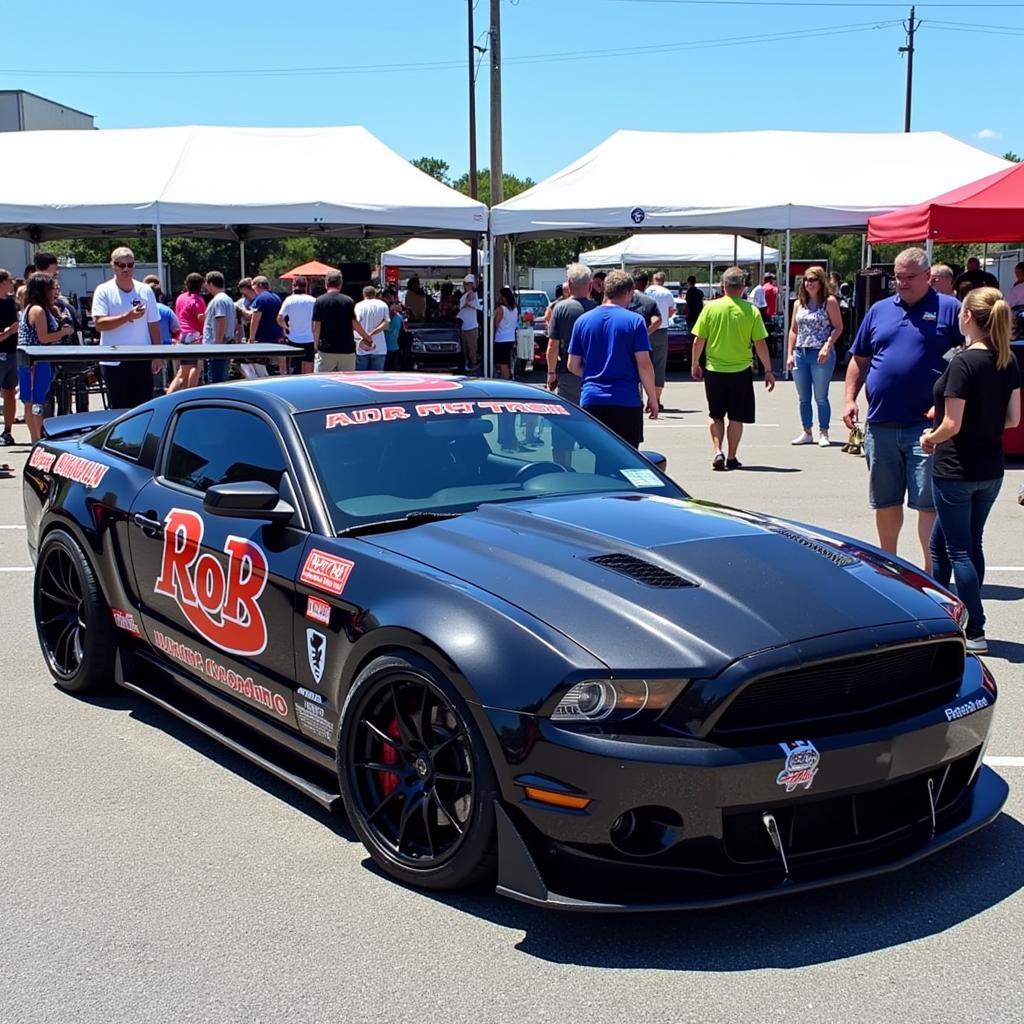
[986,567,1024,572]
[0,567,31,572]
[0,524,26,529]
[985,757,1024,768]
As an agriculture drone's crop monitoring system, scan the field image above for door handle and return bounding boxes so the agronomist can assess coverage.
[133,512,163,538]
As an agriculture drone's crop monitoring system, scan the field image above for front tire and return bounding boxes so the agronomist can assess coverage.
[338,653,498,891]
[34,529,116,694]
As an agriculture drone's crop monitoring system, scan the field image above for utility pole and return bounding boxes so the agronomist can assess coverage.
[899,6,918,133]
[468,0,479,283]
[490,0,503,290]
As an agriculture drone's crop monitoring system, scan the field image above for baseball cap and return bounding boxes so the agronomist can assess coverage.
[463,273,475,283]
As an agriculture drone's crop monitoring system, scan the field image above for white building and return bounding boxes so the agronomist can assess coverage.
[0,90,95,276]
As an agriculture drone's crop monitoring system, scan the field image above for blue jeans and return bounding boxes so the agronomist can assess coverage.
[929,476,1002,636]
[355,354,386,371]
[206,359,229,384]
[791,346,835,431]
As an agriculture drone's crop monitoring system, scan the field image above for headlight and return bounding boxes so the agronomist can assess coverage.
[922,586,968,634]
[551,678,688,725]
[411,340,425,352]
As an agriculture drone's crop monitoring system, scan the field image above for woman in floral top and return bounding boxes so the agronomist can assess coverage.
[786,265,844,447]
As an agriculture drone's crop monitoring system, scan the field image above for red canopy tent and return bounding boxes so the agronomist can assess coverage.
[279,260,339,281]
[867,162,1024,243]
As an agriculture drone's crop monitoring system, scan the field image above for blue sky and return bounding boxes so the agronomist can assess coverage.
[4,0,1022,185]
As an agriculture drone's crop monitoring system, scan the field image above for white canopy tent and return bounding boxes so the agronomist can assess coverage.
[491,130,1011,238]
[579,233,780,268]
[380,238,485,280]
[0,124,488,278]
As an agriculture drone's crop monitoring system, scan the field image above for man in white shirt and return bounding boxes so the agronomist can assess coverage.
[643,271,673,404]
[1005,261,1024,309]
[277,276,317,374]
[90,246,162,408]
[457,273,482,371]
[354,286,390,371]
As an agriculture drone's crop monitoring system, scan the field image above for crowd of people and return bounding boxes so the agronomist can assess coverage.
[5,243,1021,649]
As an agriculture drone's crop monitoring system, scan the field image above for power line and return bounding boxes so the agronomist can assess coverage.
[0,18,902,80]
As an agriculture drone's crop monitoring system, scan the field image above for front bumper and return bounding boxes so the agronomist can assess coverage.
[483,659,1004,910]
[494,766,1007,911]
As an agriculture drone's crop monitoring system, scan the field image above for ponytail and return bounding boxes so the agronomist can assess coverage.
[962,287,1013,369]
[989,298,1012,370]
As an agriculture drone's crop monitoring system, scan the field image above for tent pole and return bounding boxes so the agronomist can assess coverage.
[983,241,989,270]
[485,234,496,378]
[925,239,934,262]
[733,235,738,266]
[239,240,247,278]
[759,236,765,282]
[861,234,866,270]
[155,207,164,291]
[783,228,792,380]
[866,243,873,268]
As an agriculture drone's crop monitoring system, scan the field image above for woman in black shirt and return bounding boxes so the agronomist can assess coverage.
[921,287,1022,653]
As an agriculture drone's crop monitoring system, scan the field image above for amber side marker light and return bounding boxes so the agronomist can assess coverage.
[523,787,592,810]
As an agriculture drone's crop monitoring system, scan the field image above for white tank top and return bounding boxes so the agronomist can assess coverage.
[495,305,518,342]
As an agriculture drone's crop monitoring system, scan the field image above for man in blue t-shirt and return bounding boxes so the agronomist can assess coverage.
[843,247,963,573]
[567,269,659,447]
[248,275,285,374]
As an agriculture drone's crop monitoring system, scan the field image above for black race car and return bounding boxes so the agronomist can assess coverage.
[23,372,1006,910]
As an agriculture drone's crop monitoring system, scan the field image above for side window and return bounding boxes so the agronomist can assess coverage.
[104,411,153,462]
[164,407,288,494]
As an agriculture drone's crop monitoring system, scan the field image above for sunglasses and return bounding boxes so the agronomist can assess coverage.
[114,260,135,269]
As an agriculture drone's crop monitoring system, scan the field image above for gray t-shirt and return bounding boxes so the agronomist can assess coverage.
[629,290,660,329]
[548,296,597,369]
[202,290,237,345]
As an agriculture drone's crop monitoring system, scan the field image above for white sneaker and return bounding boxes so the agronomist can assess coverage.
[818,433,831,448]
[965,635,988,654]
[791,432,814,445]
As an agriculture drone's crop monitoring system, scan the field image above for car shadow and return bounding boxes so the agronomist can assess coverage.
[984,638,1024,664]
[403,813,1024,970]
[981,584,1024,602]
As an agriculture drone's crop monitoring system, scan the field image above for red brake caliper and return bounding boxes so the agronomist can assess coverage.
[379,718,402,796]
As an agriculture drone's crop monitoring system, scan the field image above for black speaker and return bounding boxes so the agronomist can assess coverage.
[854,268,894,332]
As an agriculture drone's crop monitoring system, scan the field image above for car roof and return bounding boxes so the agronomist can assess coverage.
[170,373,559,415]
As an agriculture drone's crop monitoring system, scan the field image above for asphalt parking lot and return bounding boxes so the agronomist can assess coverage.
[2,375,1022,1024]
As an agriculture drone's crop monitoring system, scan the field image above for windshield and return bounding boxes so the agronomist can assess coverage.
[296,398,685,532]
[518,293,549,317]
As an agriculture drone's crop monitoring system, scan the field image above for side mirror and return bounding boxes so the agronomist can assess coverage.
[640,450,668,473]
[203,480,294,524]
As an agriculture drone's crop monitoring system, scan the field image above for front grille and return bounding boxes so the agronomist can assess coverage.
[708,640,964,743]
[425,342,459,352]
[589,553,695,589]
[723,748,979,866]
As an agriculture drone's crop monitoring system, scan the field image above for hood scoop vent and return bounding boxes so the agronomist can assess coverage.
[589,553,696,589]
[764,525,858,568]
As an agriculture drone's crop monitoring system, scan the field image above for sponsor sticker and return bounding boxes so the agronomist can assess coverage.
[111,607,142,637]
[306,628,326,685]
[922,311,937,322]
[326,373,464,393]
[297,687,324,705]
[945,696,989,721]
[776,740,820,793]
[300,549,354,596]
[28,447,57,472]
[630,207,646,224]
[305,595,332,625]
[152,629,289,718]
[154,508,269,656]
[620,468,665,488]
[53,452,109,489]
[295,698,335,743]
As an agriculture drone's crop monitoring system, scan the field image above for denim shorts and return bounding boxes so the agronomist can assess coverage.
[864,421,934,511]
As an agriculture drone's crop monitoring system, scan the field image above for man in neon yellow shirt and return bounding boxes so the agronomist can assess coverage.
[691,266,775,470]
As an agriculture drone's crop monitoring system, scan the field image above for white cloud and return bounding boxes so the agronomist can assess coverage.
[976,128,1002,140]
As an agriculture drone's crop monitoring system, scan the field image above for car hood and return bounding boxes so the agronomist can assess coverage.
[368,494,949,674]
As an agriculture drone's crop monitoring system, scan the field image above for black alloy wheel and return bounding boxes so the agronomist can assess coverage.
[339,654,497,891]
[34,529,116,694]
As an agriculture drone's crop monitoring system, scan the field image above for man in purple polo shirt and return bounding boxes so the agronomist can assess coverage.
[843,247,963,573]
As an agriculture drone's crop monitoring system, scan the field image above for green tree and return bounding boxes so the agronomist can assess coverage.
[1002,151,1021,163]
[411,156,451,184]
[452,168,535,207]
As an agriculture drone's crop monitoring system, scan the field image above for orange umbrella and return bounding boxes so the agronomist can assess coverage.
[279,260,339,281]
